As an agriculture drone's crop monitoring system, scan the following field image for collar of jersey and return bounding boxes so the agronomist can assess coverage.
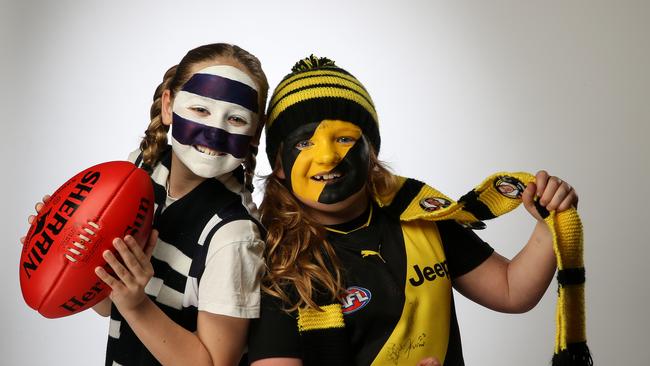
[325,204,373,235]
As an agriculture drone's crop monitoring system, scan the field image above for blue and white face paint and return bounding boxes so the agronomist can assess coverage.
[171,65,259,178]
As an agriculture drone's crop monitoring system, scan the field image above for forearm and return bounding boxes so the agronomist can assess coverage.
[119,298,213,366]
[505,220,557,312]
[455,171,575,313]
[454,221,557,313]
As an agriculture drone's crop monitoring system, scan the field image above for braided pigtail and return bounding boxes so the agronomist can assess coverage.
[231,45,269,191]
[139,65,177,171]
[242,116,267,191]
[243,146,258,191]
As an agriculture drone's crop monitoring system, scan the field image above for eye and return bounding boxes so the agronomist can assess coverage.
[228,115,248,127]
[295,140,314,150]
[336,136,357,144]
[189,105,210,117]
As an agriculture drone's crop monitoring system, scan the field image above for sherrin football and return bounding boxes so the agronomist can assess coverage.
[20,161,154,318]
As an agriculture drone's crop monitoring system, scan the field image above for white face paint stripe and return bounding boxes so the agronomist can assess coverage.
[195,65,258,90]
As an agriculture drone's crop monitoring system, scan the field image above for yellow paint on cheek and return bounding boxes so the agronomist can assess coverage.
[291,149,324,202]
[289,120,361,203]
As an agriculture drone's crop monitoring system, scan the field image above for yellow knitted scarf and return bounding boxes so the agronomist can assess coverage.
[378,171,592,365]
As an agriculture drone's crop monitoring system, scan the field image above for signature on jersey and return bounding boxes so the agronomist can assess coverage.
[385,332,427,365]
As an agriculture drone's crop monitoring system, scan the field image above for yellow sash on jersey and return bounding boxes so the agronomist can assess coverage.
[373,172,591,366]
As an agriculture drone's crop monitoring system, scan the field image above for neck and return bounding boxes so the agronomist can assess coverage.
[168,153,207,199]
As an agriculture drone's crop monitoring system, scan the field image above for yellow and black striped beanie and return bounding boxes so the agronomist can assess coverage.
[265,55,380,167]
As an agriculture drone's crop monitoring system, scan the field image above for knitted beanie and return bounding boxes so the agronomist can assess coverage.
[265,55,380,167]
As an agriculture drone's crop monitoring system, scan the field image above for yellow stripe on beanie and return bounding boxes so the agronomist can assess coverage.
[269,86,378,130]
[270,69,373,108]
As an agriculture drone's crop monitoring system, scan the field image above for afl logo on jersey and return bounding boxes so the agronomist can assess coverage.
[341,286,372,315]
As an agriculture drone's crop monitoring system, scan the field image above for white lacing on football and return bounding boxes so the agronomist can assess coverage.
[65,221,100,262]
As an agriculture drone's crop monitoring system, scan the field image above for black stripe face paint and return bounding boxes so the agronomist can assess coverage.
[171,113,252,159]
[181,72,259,113]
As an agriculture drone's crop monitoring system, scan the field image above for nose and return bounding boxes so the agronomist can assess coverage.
[313,140,340,165]
[203,127,226,144]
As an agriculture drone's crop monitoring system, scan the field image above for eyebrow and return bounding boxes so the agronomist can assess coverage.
[181,73,259,113]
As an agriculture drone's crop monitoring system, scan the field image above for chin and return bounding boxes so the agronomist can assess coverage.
[296,188,369,223]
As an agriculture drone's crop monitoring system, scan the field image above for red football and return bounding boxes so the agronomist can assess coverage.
[20,161,154,318]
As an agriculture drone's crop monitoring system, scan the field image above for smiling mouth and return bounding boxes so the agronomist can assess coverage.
[194,145,226,156]
[311,171,343,183]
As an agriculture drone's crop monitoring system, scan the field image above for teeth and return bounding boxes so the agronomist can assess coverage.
[313,172,342,181]
[194,145,219,156]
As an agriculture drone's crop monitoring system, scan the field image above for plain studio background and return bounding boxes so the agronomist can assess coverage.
[2,1,648,365]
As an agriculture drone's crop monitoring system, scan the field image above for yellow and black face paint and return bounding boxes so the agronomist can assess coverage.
[280,120,370,204]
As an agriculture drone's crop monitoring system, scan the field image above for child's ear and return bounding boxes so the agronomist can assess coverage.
[273,158,286,179]
[161,90,173,126]
[275,169,286,179]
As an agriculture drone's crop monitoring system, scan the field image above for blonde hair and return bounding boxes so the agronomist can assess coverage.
[260,149,400,312]
[140,43,269,188]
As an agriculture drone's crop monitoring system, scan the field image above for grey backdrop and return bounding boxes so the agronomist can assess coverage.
[2,1,648,365]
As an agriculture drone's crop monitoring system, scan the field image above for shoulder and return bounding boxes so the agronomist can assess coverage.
[204,218,264,259]
[126,148,142,165]
[436,219,472,236]
[436,220,494,277]
[211,219,263,245]
[216,168,259,218]
[376,176,456,221]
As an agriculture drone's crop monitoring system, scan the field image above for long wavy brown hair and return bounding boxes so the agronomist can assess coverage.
[139,43,268,188]
[260,148,401,312]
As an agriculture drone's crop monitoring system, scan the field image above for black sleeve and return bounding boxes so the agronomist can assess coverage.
[437,220,494,278]
[246,293,302,363]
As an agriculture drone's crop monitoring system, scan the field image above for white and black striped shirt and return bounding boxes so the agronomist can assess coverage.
[105,147,264,366]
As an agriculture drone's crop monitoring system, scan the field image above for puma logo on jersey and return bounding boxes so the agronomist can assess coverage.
[341,286,372,314]
[408,261,449,286]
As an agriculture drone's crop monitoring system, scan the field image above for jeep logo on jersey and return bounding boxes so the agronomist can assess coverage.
[341,286,372,314]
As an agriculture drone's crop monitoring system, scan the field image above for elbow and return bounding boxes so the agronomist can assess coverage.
[502,295,543,314]
[92,307,111,317]
[92,298,112,317]
[507,302,536,314]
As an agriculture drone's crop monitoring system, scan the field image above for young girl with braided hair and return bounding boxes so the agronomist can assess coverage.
[246,56,589,366]
[26,43,269,366]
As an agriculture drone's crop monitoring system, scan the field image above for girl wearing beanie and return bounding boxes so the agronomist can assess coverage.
[247,56,589,366]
